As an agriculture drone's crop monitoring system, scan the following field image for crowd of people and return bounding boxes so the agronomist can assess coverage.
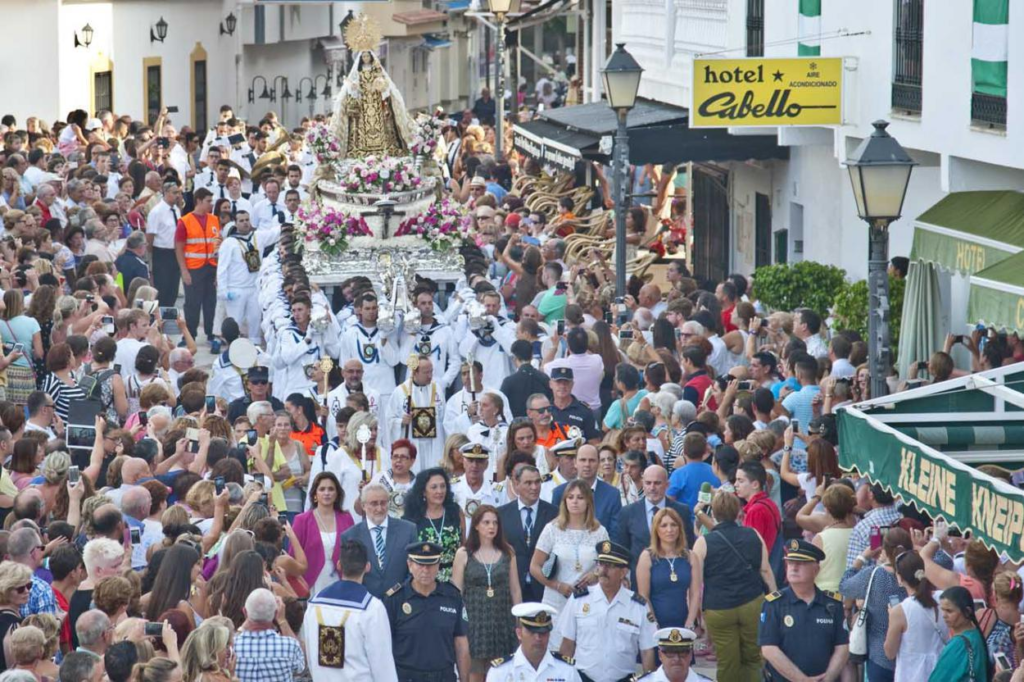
[2,95,1024,682]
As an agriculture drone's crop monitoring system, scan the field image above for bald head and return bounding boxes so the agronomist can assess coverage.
[146,171,162,190]
[121,458,151,485]
[576,444,599,482]
[642,465,668,504]
[639,284,662,308]
[121,486,152,521]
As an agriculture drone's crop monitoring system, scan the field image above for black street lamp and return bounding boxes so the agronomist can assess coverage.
[846,119,917,400]
[150,16,168,43]
[314,74,331,99]
[296,77,314,104]
[74,24,93,49]
[248,76,270,104]
[601,43,643,298]
[220,12,237,36]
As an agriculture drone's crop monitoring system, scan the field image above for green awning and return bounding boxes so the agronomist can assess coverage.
[969,251,1024,332]
[910,191,1024,276]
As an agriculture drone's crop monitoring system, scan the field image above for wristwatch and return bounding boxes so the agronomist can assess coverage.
[783,445,793,452]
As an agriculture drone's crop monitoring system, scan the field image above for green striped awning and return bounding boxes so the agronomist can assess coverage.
[911,191,1024,276]
[969,251,1024,333]
[896,424,1024,451]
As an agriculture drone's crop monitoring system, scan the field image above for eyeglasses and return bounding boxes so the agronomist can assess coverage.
[14,583,31,594]
[529,406,551,413]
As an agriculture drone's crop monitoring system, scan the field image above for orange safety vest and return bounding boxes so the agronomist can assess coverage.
[182,212,221,270]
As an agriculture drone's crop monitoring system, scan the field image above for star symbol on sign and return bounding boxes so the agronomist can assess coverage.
[810,61,818,70]
[772,70,784,82]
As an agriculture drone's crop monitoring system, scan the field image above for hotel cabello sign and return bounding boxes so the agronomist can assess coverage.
[691,57,843,128]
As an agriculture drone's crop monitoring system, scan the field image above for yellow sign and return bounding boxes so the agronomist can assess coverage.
[691,58,843,128]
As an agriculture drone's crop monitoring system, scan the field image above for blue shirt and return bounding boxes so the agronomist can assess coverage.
[486,182,508,201]
[667,461,720,510]
[770,376,800,400]
[782,384,820,430]
[602,389,649,430]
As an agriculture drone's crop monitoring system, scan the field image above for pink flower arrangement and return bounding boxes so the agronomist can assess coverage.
[409,109,445,157]
[395,199,471,253]
[340,156,423,195]
[296,204,373,256]
[305,123,341,166]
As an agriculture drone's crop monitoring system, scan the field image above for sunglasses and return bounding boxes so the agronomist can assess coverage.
[248,378,268,385]
[14,583,31,594]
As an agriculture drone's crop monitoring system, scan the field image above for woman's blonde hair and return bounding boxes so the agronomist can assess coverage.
[3,288,26,320]
[22,614,60,659]
[345,411,378,453]
[710,491,741,523]
[9,624,45,664]
[93,575,134,617]
[735,440,762,462]
[41,450,71,484]
[215,530,255,575]
[441,433,470,474]
[132,657,178,682]
[160,504,190,529]
[649,507,688,557]
[180,621,232,682]
[185,480,215,516]
[555,480,600,532]
[54,295,80,325]
[822,483,856,519]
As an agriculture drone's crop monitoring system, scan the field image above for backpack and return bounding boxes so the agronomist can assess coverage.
[79,365,116,407]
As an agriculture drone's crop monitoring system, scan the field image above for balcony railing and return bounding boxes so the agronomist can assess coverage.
[891,82,922,115]
[972,93,1007,128]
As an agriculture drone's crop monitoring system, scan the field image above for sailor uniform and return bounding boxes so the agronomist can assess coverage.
[206,345,272,403]
[326,382,382,440]
[274,323,323,402]
[387,379,446,472]
[217,231,263,343]
[399,321,460,389]
[340,323,402,450]
[465,421,508,479]
[442,387,514,437]
[541,470,569,504]
[457,315,517,390]
[302,579,397,682]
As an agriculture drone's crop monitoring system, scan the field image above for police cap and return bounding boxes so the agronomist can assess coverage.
[406,541,443,565]
[785,538,826,563]
[550,367,574,382]
[595,540,630,567]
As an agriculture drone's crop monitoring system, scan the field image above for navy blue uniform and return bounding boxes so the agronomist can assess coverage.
[758,587,848,681]
[384,579,468,682]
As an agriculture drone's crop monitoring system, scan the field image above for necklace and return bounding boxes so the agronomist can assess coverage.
[427,509,446,542]
[667,556,678,582]
[482,554,496,598]
[314,508,334,531]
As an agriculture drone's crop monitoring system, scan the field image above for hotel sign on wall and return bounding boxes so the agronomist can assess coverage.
[691,57,843,128]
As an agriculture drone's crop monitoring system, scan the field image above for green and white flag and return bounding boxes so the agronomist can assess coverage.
[798,0,821,56]
[972,0,1009,97]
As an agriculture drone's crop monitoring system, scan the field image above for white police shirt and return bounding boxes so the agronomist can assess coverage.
[555,584,657,682]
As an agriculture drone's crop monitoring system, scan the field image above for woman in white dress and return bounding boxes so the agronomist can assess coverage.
[528,480,608,647]
[883,550,948,682]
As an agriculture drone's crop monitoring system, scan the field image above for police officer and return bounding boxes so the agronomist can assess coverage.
[634,628,711,682]
[451,443,501,519]
[487,603,581,682]
[556,541,656,682]
[758,539,849,681]
[383,541,470,682]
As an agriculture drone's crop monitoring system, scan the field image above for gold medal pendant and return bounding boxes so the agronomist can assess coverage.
[670,572,678,582]
[487,587,495,598]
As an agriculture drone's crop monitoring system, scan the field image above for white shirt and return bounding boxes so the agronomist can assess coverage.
[23,166,47,189]
[830,357,855,379]
[451,476,501,518]
[804,333,829,359]
[646,667,711,682]
[146,200,181,249]
[250,197,287,229]
[555,585,657,682]
[485,648,582,682]
[114,338,147,379]
[217,232,260,292]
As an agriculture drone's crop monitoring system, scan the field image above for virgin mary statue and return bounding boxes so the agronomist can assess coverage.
[331,14,417,159]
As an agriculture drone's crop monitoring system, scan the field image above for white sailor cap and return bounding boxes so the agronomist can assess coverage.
[511,602,558,631]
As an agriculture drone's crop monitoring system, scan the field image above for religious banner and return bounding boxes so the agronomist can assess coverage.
[838,406,1024,560]
[690,57,843,128]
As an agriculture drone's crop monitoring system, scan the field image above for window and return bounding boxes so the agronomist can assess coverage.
[755,193,771,268]
[255,5,266,45]
[94,71,113,114]
[143,58,162,125]
[191,45,209,132]
[892,0,924,114]
[746,0,765,57]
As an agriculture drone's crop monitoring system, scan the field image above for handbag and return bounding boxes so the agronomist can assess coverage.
[958,634,978,682]
[848,566,879,662]
[541,552,559,579]
[714,527,768,594]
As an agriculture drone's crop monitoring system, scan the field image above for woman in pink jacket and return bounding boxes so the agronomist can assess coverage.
[290,472,355,596]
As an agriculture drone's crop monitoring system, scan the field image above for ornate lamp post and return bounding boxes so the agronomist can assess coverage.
[601,43,643,298]
[487,0,518,158]
[846,120,917,400]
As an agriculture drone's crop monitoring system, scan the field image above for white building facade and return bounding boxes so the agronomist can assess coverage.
[614,0,1024,281]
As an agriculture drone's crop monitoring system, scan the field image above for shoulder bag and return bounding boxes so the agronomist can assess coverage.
[848,566,879,663]
[957,634,978,682]
[713,526,768,594]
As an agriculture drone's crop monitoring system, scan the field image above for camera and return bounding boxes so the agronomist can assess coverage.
[144,622,164,637]
[68,466,80,485]
[205,396,216,413]
[618,329,634,340]
[214,476,226,495]
[246,429,258,446]
[130,527,141,544]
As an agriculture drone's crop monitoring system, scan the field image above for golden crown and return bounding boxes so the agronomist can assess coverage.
[345,14,382,53]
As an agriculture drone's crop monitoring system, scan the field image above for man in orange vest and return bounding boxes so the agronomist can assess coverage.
[174,187,221,344]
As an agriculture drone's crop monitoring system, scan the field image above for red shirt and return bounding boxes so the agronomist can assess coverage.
[743,491,781,551]
[34,200,52,225]
[721,304,738,333]
[54,587,71,651]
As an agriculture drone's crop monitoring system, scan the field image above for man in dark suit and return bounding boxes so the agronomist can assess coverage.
[501,340,552,418]
[339,482,418,599]
[618,465,695,582]
[114,230,151,292]
[497,464,557,602]
[551,443,622,543]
